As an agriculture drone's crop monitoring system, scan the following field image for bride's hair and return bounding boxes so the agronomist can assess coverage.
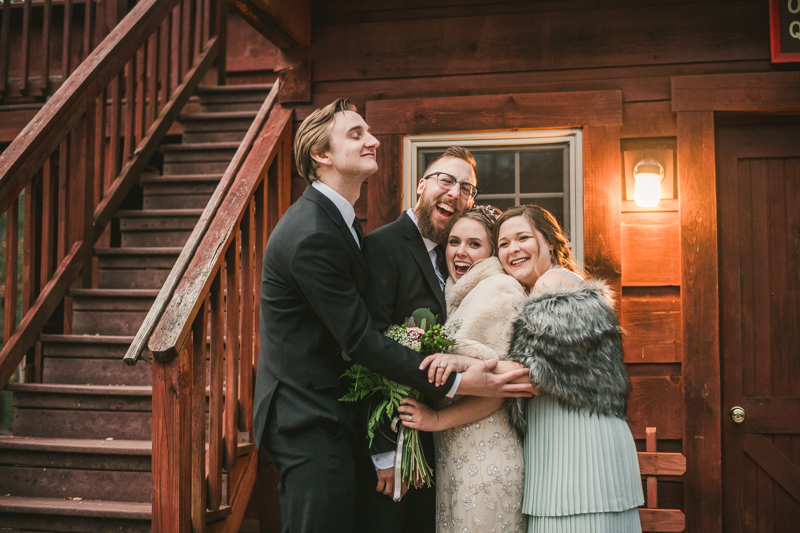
[452,205,503,256]
[494,205,577,273]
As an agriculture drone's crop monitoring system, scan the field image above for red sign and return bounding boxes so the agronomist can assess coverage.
[770,0,800,62]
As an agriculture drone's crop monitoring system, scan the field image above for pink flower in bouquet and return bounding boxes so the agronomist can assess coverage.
[406,327,425,340]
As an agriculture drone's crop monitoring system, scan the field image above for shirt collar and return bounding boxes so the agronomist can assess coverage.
[313,181,356,227]
[406,208,438,253]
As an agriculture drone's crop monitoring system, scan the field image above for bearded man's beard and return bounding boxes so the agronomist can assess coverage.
[415,197,457,245]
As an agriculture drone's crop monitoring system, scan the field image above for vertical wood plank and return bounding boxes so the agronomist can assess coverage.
[253,182,266,372]
[21,0,32,94]
[22,177,40,314]
[4,197,19,343]
[238,202,254,434]
[582,125,622,300]
[678,110,722,533]
[208,274,224,511]
[33,340,43,383]
[136,46,146,148]
[152,354,192,533]
[191,303,207,533]
[0,0,9,96]
[749,160,771,396]
[63,0,73,79]
[57,137,71,263]
[41,0,52,96]
[159,17,171,109]
[95,89,107,203]
[367,134,402,233]
[194,0,203,58]
[202,0,211,48]
[214,0,226,84]
[224,237,240,471]
[124,57,136,159]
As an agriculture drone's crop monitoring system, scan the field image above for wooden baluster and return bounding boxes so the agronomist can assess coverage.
[645,427,658,509]
[208,274,224,511]
[108,73,122,179]
[224,237,240,471]
[170,3,181,91]
[4,197,19,344]
[80,101,96,287]
[152,354,192,533]
[252,181,266,371]
[238,200,254,434]
[83,0,94,60]
[202,0,211,48]
[181,0,192,79]
[63,0,73,80]
[194,0,203,58]
[58,137,71,264]
[136,46,146,149]
[191,303,208,533]
[124,57,136,159]
[23,174,42,315]
[215,0,226,84]
[147,32,158,131]
[41,0,52,95]
[159,17,170,111]
[21,0,32,94]
[95,89,107,204]
[0,0,10,97]
[40,154,57,289]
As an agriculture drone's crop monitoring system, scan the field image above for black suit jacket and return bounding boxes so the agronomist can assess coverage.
[361,211,448,455]
[253,186,454,448]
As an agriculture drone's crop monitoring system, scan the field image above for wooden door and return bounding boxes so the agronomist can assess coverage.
[718,119,800,532]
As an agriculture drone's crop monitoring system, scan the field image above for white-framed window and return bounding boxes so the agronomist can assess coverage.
[403,130,584,268]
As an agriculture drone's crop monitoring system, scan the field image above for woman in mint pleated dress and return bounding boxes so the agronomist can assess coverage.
[495,205,644,532]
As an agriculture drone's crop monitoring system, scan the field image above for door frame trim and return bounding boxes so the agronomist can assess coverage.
[672,71,800,533]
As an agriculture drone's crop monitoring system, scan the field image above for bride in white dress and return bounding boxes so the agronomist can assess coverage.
[399,207,527,533]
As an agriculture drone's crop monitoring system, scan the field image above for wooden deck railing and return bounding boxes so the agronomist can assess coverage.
[0,0,136,101]
[0,0,226,386]
[638,427,687,532]
[124,86,292,531]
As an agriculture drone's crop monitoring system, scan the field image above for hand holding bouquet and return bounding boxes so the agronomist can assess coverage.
[340,309,458,490]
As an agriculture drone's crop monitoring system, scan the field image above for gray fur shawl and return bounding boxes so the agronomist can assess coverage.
[506,279,631,435]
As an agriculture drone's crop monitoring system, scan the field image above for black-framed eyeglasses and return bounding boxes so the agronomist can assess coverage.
[423,172,480,199]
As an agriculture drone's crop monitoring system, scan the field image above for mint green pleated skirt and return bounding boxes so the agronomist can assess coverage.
[522,395,644,532]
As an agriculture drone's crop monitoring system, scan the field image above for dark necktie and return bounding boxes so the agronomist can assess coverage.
[434,245,447,289]
[352,217,364,247]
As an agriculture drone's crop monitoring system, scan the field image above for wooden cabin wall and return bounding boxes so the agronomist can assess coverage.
[262,0,777,513]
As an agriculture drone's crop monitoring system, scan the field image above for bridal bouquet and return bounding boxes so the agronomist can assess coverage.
[340,309,458,490]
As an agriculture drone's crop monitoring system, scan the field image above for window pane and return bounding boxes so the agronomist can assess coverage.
[520,148,565,194]
[481,198,516,213]
[522,197,567,236]
[473,152,514,195]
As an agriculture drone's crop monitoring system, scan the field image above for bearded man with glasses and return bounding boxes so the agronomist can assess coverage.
[356,146,480,533]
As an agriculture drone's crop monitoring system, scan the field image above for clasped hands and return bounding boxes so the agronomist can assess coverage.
[419,353,537,396]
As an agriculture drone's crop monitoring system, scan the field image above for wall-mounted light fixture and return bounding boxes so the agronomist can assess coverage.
[632,159,664,207]
[623,149,674,210]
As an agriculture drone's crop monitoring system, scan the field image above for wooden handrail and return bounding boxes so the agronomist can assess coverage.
[123,81,280,366]
[146,99,292,532]
[0,0,226,386]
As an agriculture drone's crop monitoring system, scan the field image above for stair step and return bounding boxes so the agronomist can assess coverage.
[39,333,148,385]
[6,384,152,440]
[179,112,256,143]
[68,289,158,336]
[0,436,151,502]
[140,173,220,209]
[162,142,238,175]
[0,496,150,533]
[117,209,202,248]
[96,247,182,289]
[197,83,273,113]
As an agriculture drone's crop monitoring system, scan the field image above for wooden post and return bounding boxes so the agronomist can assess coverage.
[208,274,224,510]
[152,353,192,533]
[42,0,52,96]
[678,110,722,533]
[4,197,19,343]
[646,427,658,509]
[224,238,240,471]
[191,304,208,533]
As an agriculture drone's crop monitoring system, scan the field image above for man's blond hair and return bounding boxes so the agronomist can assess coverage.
[294,98,358,183]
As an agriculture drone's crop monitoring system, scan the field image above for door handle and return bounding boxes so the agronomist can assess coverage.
[728,406,746,424]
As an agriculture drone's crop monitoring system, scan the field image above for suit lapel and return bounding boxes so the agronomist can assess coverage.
[399,214,447,316]
[303,186,368,275]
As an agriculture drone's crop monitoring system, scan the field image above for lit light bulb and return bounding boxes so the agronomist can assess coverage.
[632,160,664,208]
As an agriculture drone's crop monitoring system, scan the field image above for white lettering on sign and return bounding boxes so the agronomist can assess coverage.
[792,21,800,40]
[790,0,800,14]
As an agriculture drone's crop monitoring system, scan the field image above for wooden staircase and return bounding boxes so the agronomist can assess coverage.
[0,84,273,531]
